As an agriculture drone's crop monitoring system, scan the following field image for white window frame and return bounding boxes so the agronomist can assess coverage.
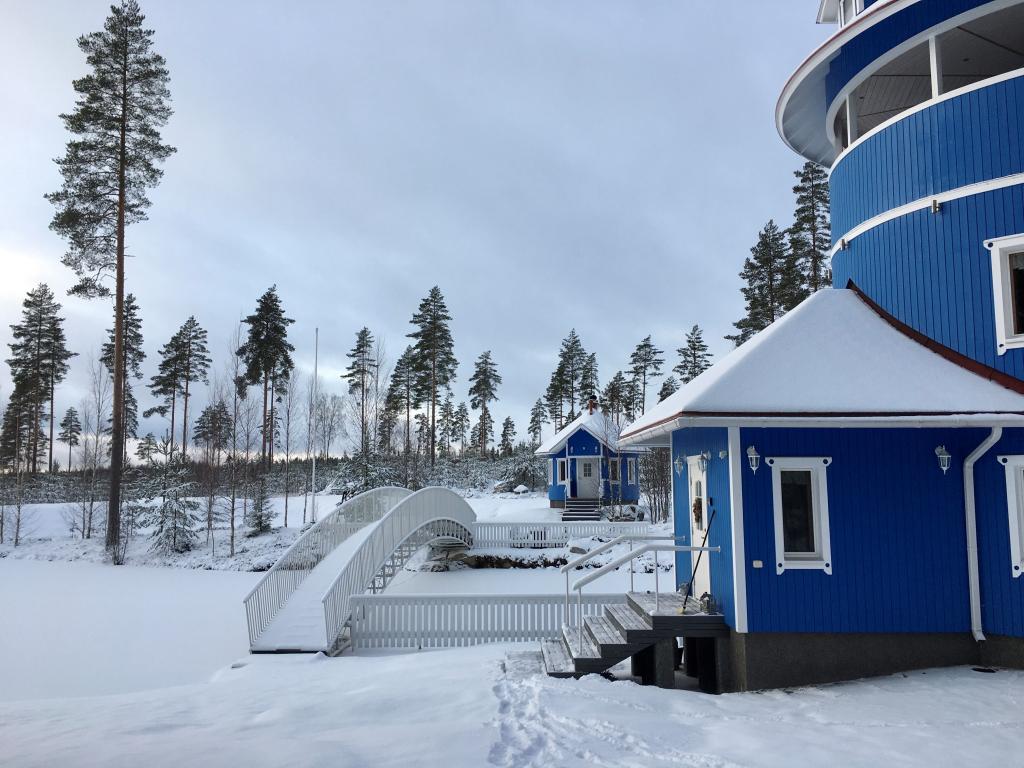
[987,234,1024,355]
[557,458,568,485]
[997,455,1024,578]
[609,458,621,484]
[627,458,637,485]
[768,457,833,575]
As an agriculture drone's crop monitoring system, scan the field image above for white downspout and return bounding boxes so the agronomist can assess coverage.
[964,427,1002,642]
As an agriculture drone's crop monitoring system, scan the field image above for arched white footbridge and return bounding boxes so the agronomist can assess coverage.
[245,486,475,653]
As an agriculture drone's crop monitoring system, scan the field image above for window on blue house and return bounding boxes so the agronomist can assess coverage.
[989,236,1024,354]
[997,455,1024,578]
[557,459,568,483]
[768,457,833,575]
[627,458,637,485]
[609,459,620,483]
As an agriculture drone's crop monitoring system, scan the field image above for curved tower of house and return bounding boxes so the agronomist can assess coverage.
[618,0,1024,692]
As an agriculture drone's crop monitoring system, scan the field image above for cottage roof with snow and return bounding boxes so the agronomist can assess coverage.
[620,288,1024,446]
[534,407,630,456]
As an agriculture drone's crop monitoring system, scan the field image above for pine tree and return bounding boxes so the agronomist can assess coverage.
[454,402,470,455]
[468,351,501,456]
[528,399,547,446]
[0,390,33,472]
[384,346,419,460]
[499,417,516,457]
[658,376,679,402]
[344,327,377,466]
[135,432,158,463]
[629,336,664,416]
[407,286,457,465]
[437,392,455,458]
[555,330,587,421]
[601,371,628,425]
[100,294,144,461]
[135,436,201,553]
[674,324,712,384]
[58,407,82,472]
[789,161,831,293]
[193,400,231,461]
[174,316,211,458]
[6,285,74,473]
[473,412,493,457]
[237,286,295,467]
[47,0,175,555]
[246,476,273,534]
[145,328,184,457]
[727,220,808,347]
[580,353,599,402]
[544,368,565,429]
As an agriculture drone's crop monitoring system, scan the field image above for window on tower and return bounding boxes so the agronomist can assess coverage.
[989,235,1024,354]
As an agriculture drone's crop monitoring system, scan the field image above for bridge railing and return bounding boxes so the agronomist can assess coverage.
[321,487,476,651]
[349,592,626,650]
[470,521,653,549]
[243,486,411,646]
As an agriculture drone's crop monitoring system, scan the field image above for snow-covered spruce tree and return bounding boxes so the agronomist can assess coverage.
[194,397,231,542]
[674,324,712,384]
[407,286,457,466]
[343,327,377,471]
[528,399,547,446]
[237,286,295,467]
[499,417,516,457]
[789,161,831,293]
[6,284,75,473]
[58,407,82,472]
[246,475,273,535]
[658,376,679,402]
[138,437,200,554]
[47,0,175,555]
[628,336,664,416]
[100,294,144,465]
[727,220,807,347]
[468,351,501,457]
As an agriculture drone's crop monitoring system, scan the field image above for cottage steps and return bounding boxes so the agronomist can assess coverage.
[561,498,602,522]
[625,592,729,638]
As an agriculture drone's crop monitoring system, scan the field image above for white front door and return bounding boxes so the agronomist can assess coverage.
[577,458,600,498]
[687,456,711,598]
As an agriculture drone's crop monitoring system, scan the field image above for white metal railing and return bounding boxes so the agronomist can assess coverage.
[349,593,626,650]
[470,521,651,549]
[560,534,720,656]
[321,487,477,652]
[243,486,411,646]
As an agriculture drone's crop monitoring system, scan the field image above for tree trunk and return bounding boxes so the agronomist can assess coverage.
[106,51,129,559]
[429,358,437,466]
[268,375,276,468]
[48,369,56,473]
[261,373,269,465]
[181,366,190,463]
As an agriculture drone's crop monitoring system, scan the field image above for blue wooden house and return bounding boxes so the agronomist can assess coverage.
[535,403,642,521]
[617,0,1024,692]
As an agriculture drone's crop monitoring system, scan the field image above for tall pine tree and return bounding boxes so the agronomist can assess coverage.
[499,417,516,457]
[384,346,419,460]
[407,287,457,465]
[175,316,211,458]
[47,0,175,554]
[789,161,831,293]
[59,407,82,472]
[343,327,377,463]
[727,220,807,347]
[237,286,294,467]
[674,324,712,384]
[100,293,144,461]
[528,398,547,446]
[468,351,501,457]
[629,336,664,416]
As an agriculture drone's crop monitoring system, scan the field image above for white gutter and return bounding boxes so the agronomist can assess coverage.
[964,427,1002,642]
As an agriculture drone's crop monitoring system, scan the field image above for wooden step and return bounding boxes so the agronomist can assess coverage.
[540,639,576,678]
[626,592,729,637]
[585,614,640,655]
[562,624,600,659]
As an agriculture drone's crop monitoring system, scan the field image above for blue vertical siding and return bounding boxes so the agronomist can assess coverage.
[832,184,1024,380]
[671,428,736,628]
[740,427,987,634]
[830,75,1024,238]
[975,428,1024,638]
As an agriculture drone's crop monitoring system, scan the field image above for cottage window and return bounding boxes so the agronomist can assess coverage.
[609,459,621,483]
[768,457,833,575]
[582,462,593,479]
[987,235,1024,354]
[557,458,568,483]
[627,458,637,485]
[998,455,1024,578]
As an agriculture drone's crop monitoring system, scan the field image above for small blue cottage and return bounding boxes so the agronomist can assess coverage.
[535,402,642,520]
[618,0,1024,692]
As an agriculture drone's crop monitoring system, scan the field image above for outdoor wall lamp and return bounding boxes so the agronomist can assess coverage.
[697,451,711,474]
[746,445,761,474]
[935,445,952,474]
[673,454,685,477]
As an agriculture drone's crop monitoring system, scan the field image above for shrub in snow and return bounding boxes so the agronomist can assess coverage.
[246,477,273,535]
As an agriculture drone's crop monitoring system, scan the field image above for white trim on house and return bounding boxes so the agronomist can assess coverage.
[986,234,1024,355]
[627,458,637,486]
[768,457,834,575]
[728,427,748,633]
[830,173,1024,258]
[557,458,568,487]
[998,454,1024,579]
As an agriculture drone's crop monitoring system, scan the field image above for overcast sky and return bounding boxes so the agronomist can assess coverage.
[0,1,826,449]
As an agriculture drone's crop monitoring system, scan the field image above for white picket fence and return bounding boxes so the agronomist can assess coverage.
[349,593,627,650]
[470,521,652,549]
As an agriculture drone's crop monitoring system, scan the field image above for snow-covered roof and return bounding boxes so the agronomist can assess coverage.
[535,408,628,456]
[620,289,1024,446]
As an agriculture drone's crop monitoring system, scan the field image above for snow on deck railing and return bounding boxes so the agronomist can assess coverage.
[243,486,411,647]
[321,487,477,652]
[349,593,626,650]
[470,521,653,549]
